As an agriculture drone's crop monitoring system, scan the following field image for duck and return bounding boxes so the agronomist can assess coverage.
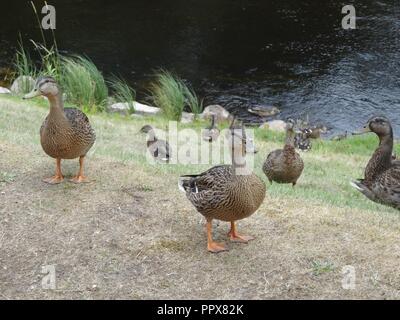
[247,105,280,117]
[202,115,220,142]
[179,119,266,253]
[23,76,95,184]
[331,131,348,141]
[294,128,312,151]
[307,124,328,139]
[263,119,304,186]
[351,116,400,209]
[139,125,171,162]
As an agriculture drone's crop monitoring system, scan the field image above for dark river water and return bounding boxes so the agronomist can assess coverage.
[1,0,399,135]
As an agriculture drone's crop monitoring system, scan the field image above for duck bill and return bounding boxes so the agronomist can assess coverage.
[352,126,371,135]
[23,89,40,99]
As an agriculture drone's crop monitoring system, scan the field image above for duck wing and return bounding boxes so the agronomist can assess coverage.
[64,107,96,139]
[148,139,170,162]
[351,165,400,209]
[178,165,232,194]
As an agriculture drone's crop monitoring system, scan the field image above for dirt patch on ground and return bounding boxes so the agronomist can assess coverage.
[1,139,400,299]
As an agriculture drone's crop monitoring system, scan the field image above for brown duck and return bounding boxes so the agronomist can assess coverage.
[263,119,304,186]
[139,125,171,162]
[179,121,266,253]
[351,116,400,209]
[23,76,95,184]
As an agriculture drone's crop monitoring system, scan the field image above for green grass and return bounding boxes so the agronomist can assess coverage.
[183,85,203,115]
[1,94,398,215]
[60,55,108,112]
[311,260,335,276]
[108,76,136,114]
[13,40,108,112]
[149,70,202,120]
[30,41,61,79]
[13,40,37,94]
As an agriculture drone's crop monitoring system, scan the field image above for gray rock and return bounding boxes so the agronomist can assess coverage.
[260,120,286,132]
[135,102,161,115]
[181,112,195,124]
[0,87,11,94]
[200,105,231,123]
[108,101,161,116]
[108,102,131,115]
[10,76,35,95]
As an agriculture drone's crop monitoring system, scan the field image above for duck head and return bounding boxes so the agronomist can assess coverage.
[226,117,247,160]
[353,116,393,139]
[23,76,59,99]
[139,125,154,134]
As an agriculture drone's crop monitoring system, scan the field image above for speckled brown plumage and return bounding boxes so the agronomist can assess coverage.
[24,76,95,184]
[180,165,266,222]
[263,119,304,186]
[352,116,400,209]
[179,121,266,252]
[40,107,95,159]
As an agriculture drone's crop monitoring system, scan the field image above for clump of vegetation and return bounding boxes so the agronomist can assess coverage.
[184,85,203,115]
[13,40,37,94]
[311,260,335,276]
[12,2,108,112]
[108,76,136,114]
[149,70,203,120]
[60,55,108,112]
[30,41,61,79]
[0,171,16,185]
[14,42,108,112]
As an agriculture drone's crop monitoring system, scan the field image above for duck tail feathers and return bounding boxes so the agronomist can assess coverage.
[349,180,365,192]
[178,175,199,193]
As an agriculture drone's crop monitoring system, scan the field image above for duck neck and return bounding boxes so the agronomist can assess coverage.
[47,94,67,122]
[232,156,251,175]
[284,130,296,151]
[365,132,393,180]
[211,115,216,128]
[146,130,157,145]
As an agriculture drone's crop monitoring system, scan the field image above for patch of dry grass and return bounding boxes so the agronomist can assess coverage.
[0,96,400,299]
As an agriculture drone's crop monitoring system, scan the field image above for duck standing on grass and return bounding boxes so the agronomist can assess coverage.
[263,118,304,186]
[351,116,400,209]
[23,76,95,184]
[179,119,266,253]
[139,125,171,162]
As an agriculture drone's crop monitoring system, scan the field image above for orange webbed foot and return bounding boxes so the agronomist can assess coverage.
[43,175,64,184]
[69,175,90,184]
[228,233,255,243]
[207,241,228,253]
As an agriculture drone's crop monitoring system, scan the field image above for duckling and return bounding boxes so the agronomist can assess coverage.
[23,76,95,184]
[179,120,266,253]
[139,125,170,162]
[331,131,348,141]
[202,115,220,142]
[263,119,304,186]
[294,128,312,151]
[247,105,280,117]
[307,125,328,139]
[351,116,400,209]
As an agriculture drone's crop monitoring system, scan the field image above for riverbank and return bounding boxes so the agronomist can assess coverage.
[1,95,399,299]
